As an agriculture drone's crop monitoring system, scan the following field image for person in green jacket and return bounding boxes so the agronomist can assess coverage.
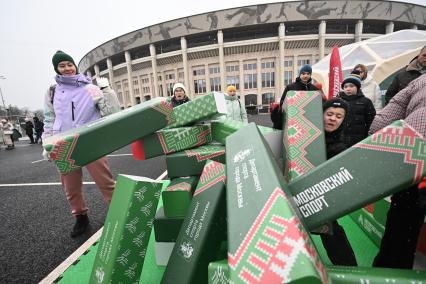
[223,85,248,122]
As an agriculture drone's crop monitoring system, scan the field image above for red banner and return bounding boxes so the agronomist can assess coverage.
[328,46,343,100]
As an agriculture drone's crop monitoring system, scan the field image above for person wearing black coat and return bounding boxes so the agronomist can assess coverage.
[271,64,318,130]
[338,71,376,147]
[319,98,358,266]
[33,116,44,144]
[384,46,426,105]
[24,118,35,144]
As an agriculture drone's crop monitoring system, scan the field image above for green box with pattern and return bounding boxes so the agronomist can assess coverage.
[208,259,229,284]
[211,119,284,168]
[166,144,226,178]
[162,176,199,218]
[44,98,174,174]
[89,174,165,284]
[161,160,227,284]
[165,92,227,129]
[132,125,212,160]
[289,120,426,230]
[226,123,329,284]
[283,90,326,182]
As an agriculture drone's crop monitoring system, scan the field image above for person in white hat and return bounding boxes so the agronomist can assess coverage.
[171,83,190,107]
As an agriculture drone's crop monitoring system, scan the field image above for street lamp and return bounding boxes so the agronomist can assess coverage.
[0,76,8,119]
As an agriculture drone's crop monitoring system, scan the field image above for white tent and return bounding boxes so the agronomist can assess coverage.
[312,29,426,95]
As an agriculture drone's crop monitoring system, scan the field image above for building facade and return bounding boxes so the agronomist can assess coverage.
[79,0,426,112]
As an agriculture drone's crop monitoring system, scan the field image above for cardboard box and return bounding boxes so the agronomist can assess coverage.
[166,92,227,129]
[166,144,226,178]
[162,176,199,218]
[328,266,426,283]
[211,119,284,168]
[132,125,212,160]
[373,198,390,225]
[161,160,227,284]
[154,242,175,267]
[284,90,326,182]
[289,120,426,230]
[208,259,229,284]
[154,207,185,242]
[226,123,329,284]
[211,119,276,145]
[89,174,164,284]
[349,207,385,246]
[44,98,174,174]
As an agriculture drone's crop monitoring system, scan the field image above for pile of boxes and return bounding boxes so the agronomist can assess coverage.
[44,91,426,283]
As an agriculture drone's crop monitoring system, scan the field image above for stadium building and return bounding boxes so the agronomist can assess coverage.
[78,0,426,112]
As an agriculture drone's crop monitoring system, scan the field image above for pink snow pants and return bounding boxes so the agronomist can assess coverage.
[60,156,115,216]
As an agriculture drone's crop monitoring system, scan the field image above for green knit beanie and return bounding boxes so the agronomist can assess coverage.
[52,50,76,74]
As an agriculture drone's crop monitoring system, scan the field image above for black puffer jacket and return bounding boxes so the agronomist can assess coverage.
[170,96,190,107]
[325,124,347,159]
[271,77,318,130]
[384,58,423,105]
[338,91,376,147]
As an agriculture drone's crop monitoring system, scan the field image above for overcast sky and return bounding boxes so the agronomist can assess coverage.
[0,0,424,111]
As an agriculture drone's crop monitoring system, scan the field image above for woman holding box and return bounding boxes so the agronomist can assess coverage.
[43,51,116,238]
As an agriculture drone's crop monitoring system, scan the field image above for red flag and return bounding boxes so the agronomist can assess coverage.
[328,47,343,100]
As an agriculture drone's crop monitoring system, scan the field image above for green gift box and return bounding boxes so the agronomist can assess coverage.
[161,160,227,284]
[373,198,390,226]
[349,207,385,246]
[89,174,164,284]
[162,176,199,218]
[166,144,226,178]
[284,90,326,182]
[350,198,390,246]
[226,123,329,284]
[211,119,276,145]
[132,125,212,160]
[154,207,185,242]
[211,119,284,168]
[289,120,426,230]
[166,92,227,129]
[208,259,229,284]
[328,266,426,283]
[44,98,174,174]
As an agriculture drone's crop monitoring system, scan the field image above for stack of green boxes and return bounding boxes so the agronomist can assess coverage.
[153,176,199,266]
[49,88,426,283]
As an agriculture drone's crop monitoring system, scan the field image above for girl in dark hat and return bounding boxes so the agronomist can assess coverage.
[338,70,376,147]
[43,50,116,237]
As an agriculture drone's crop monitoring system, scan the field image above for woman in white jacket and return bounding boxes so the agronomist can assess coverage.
[353,64,383,111]
[224,85,248,122]
[1,118,14,149]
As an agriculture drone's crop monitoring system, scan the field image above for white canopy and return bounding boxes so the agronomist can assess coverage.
[312,29,426,94]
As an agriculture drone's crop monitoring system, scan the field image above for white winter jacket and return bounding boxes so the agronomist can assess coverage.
[362,75,383,111]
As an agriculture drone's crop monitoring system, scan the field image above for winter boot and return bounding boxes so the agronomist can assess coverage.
[70,214,89,238]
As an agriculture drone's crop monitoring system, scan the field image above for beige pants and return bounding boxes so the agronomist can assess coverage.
[3,134,13,146]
